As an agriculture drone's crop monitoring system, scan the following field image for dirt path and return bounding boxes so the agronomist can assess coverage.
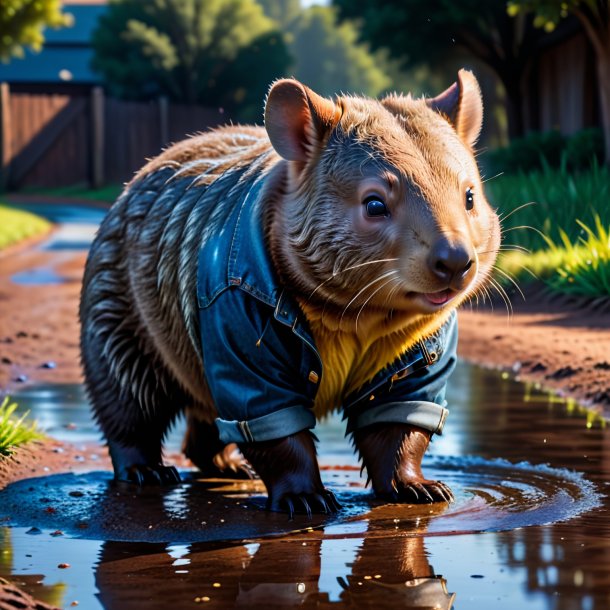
[458,299,610,417]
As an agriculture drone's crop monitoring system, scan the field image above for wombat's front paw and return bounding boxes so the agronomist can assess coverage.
[389,478,454,504]
[118,464,181,486]
[268,488,341,518]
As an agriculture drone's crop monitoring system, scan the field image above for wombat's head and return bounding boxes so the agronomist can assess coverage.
[265,71,500,328]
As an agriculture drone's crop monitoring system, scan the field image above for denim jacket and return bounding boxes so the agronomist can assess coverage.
[197,177,458,445]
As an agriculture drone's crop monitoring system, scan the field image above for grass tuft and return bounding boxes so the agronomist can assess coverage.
[0,205,51,250]
[0,396,43,456]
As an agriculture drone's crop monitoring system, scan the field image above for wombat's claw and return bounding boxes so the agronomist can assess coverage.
[397,480,454,504]
[271,490,342,518]
[123,464,181,486]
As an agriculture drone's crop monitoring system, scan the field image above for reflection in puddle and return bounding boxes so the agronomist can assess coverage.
[2,362,610,609]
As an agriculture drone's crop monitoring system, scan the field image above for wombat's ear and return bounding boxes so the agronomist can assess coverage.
[264,79,342,162]
[427,69,483,148]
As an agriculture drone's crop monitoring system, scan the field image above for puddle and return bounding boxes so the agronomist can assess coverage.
[0,457,600,544]
[11,268,73,285]
[2,362,610,609]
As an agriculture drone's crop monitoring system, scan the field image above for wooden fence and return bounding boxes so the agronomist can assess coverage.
[0,84,229,191]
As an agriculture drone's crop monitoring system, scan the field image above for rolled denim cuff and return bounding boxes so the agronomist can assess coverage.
[347,400,449,436]
[216,405,316,444]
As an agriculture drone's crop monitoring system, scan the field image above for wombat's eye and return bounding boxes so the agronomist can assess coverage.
[363,196,389,218]
[465,187,474,211]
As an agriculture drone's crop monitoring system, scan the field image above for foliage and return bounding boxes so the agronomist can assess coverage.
[287,6,391,98]
[485,162,610,252]
[484,128,605,174]
[0,396,42,456]
[92,0,291,121]
[257,0,300,28]
[498,215,610,299]
[0,204,51,250]
[507,0,604,32]
[333,0,546,138]
[0,0,72,61]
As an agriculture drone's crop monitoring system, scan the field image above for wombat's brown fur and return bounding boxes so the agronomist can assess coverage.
[80,70,500,514]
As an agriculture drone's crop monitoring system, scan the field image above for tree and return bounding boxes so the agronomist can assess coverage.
[257,0,301,28]
[508,0,610,164]
[256,1,393,98]
[333,0,546,139]
[91,0,291,121]
[287,6,391,98]
[0,0,72,62]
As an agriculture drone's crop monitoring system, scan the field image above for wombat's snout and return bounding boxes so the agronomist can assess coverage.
[427,237,476,289]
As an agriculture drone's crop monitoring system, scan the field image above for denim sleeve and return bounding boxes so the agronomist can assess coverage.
[346,313,458,436]
[198,288,316,444]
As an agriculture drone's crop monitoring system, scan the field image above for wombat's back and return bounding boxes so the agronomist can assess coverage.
[80,126,276,421]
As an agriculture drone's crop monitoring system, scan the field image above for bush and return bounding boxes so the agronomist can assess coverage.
[484,128,605,175]
[564,128,605,170]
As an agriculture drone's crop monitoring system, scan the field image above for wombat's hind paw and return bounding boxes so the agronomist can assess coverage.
[213,444,257,479]
[394,479,454,504]
[269,489,341,519]
[120,464,181,486]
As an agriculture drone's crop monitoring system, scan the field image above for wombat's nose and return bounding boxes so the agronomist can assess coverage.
[427,238,474,286]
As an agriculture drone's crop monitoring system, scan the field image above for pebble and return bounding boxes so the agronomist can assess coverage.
[58,563,70,569]
[26,527,42,535]
[15,374,28,383]
[41,361,57,369]
[1,357,11,364]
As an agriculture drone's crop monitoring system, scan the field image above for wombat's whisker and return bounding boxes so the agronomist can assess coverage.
[355,276,402,333]
[492,266,525,301]
[497,201,536,222]
[487,276,513,317]
[340,270,400,325]
[497,245,531,254]
[481,172,504,183]
[500,224,537,235]
[306,258,399,303]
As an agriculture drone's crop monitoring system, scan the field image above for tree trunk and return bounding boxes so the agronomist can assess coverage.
[596,47,610,165]
[496,69,527,140]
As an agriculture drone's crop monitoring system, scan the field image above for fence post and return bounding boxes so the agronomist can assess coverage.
[0,83,11,191]
[159,96,169,148]
[90,86,105,188]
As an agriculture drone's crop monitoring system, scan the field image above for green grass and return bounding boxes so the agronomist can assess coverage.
[544,216,609,297]
[486,163,610,301]
[19,183,123,204]
[485,161,610,252]
[0,205,52,250]
[0,397,43,456]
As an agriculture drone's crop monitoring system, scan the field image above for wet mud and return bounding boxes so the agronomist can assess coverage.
[1,362,609,609]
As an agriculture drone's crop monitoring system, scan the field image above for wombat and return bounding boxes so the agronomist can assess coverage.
[80,69,500,515]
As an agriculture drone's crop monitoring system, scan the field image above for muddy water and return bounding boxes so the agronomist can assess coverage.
[1,362,609,609]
